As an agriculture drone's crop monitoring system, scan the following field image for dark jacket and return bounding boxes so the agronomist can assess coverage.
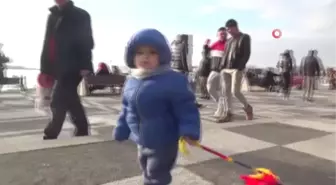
[300,51,320,76]
[221,33,251,71]
[171,37,188,73]
[40,1,94,78]
[198,45,211,77]
[277,52,293,73]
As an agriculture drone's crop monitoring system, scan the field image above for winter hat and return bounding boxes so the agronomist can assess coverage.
[125,28,171,68]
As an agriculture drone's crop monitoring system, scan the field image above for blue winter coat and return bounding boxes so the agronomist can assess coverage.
[113,29,201,149]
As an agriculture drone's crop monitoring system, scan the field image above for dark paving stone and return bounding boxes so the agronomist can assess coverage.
[185,146,335,185]
[226,122,330,145]
[320,114,336,120]
[0,141,140,185]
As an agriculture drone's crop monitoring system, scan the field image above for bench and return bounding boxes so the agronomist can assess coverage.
[80,74,126,96]
[0,76,27,92]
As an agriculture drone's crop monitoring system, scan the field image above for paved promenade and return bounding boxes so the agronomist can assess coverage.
[0,89,335,185]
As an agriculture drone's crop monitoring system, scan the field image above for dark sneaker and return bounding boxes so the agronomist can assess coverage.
[196,102,203,108]
[43,136,57,140]
[244,105,253,120]
[216,112,233,123]
[307,98,314,102]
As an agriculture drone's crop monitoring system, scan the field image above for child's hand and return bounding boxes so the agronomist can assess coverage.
[182,137,199,146]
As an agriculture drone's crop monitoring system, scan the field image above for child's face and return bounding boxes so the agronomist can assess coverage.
[134,46,159,70]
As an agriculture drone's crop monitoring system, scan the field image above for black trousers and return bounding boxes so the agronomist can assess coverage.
[44,74,89,138]
[199,76,209,97]
[281,72,291,98]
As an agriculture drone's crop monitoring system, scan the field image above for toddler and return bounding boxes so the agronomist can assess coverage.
[113,28,201,185]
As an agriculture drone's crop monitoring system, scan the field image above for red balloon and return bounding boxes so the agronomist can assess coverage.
[272,29,282,39]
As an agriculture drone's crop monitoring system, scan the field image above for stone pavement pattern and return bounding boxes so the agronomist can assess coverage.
[0,89,335,185]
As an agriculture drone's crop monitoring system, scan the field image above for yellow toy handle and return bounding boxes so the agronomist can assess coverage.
[178,138,189,155]
[178,137,200,155]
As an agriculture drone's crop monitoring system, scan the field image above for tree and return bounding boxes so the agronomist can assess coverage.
[0,53,10,64]
[0,43,11,80]
[0,43,11,66]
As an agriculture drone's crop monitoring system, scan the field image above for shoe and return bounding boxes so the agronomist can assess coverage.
[244,105,253,120]
[307,98,314,102]
[43,135,57,140]
[213,110,220,117]
[213,108,223,117]
[216,112,233,123]
[196,103,203,108]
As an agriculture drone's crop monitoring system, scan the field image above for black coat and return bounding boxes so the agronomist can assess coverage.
[40,1,94,78]
[300,55,320,76]
[198,45,211,77]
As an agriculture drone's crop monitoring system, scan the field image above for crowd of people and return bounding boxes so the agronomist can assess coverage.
[195,38,327,106]
[36,0,332,184]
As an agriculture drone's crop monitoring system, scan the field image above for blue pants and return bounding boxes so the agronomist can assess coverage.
[138,144,178,185]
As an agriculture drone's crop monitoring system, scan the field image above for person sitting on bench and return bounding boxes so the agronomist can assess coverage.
[261,69,279,91]
[111,65,121,75]
[89,62,110,92]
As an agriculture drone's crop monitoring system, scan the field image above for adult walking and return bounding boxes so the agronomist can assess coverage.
[277,50,293,100]
[300,50,320,102]
[216,19,253,123]
[40,0,94,139]
[198,39,211,99]
[205,27,227,116]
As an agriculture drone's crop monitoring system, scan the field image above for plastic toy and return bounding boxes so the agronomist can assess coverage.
[179,138,282,185]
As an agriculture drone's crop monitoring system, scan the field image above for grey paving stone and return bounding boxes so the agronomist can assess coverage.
[93,126,115,140]
[0,103,34,110]
[0,118,49,132]
[0,141,140,185]
[225,122,331,145]
[185,146,335,185]
[283,108,318,115]
[85,107,107,115]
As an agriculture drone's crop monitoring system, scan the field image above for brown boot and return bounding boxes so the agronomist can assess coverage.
[216,112,233,123]
[244,105,253,120]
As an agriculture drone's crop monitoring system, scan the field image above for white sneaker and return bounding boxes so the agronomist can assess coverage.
[214,110,221,117]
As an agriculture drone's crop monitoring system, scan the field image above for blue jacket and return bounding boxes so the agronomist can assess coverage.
[113,29,201,149]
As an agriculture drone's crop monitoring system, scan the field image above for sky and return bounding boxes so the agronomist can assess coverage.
[0,0,335,70]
